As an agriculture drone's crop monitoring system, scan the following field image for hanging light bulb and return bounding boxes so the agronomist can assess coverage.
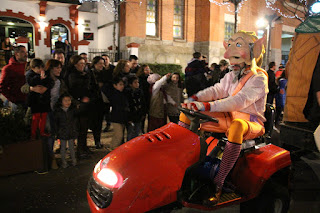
[311,1,320,14]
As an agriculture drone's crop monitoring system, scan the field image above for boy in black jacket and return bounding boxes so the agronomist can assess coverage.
[102,77,129,149]
[125,76,146,141]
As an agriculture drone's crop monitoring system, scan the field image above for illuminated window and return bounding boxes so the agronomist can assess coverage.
[173,0,184,39]
[146,0,158,36]
[224,22,235,40]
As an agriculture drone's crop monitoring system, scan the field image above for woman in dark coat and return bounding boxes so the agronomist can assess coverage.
[1,37,13,64]
[64,40,74,64]
[67,55,94,159]
[112,59,132,87]
[89,56,107,149]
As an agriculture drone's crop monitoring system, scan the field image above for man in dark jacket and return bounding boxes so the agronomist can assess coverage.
[0,45,27,108]
[129,55,140,74]
[267,61,278,104]
[55,36,65,50]
[100,54,115,132]
[185,52,207,97]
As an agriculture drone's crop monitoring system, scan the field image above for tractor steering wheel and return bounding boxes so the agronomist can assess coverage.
[178,106,219,123]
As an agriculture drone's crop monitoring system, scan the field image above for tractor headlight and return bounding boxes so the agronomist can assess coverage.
[96,168,123,188]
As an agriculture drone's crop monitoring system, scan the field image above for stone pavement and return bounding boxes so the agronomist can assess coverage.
[0,127,113,213]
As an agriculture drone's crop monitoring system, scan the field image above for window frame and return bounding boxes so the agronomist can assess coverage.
[224,22,235,40]
[173,0,185,40]
[146,0,159,38]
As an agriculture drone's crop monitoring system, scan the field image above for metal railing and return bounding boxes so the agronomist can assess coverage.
[88,49,130,63]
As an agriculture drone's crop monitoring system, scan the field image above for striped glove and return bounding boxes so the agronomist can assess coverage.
[188,101,211,111]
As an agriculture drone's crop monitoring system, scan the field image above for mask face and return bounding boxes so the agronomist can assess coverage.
[223,32,253,66]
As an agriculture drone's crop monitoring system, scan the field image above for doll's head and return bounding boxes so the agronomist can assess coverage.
[223,31,265,70]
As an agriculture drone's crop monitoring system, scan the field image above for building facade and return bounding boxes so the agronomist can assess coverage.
[120,0,301,69]
[0,0,302,70]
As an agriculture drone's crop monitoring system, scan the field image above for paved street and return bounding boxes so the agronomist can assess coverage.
[0,126,320,213]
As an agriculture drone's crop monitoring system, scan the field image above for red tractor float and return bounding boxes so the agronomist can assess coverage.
[87,106,291,213]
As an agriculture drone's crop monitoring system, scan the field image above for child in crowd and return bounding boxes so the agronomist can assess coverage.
[103,77,129,149]
[164,72,184,123]
[25,58,53,139]
[125,76,146,141]
[147,73,176,131]
[54,94,78,168]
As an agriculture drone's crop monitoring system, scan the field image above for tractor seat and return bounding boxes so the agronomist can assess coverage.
[200,104,274,136]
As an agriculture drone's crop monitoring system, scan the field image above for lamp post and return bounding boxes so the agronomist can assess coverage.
[223,0,245,33]
[256,14,282,67]
[266,19,272,66]
[256,17,268,67]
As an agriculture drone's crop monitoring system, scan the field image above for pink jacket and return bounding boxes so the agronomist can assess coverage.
[195,69,268,122]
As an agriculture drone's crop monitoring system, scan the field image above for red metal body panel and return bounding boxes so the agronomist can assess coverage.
[206,136,218,155]
[89,123,200,213]
[231,144,291,198]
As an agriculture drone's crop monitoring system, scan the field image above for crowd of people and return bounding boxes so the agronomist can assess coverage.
[0,43,287,171]
[0,45,187,170]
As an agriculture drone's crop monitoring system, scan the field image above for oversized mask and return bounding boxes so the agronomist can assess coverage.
[223,31,265,67]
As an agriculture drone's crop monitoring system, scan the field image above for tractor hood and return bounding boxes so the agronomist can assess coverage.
[89,123,200,212]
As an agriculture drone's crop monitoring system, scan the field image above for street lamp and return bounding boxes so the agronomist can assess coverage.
[256,14,282,67]
[256,17,269,67]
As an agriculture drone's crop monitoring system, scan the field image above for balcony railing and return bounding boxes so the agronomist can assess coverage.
[88,49,130,63]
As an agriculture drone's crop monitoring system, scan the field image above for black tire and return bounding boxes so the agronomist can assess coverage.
[240,181,290,213]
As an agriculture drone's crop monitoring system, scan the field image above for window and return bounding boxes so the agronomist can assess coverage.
[173,0,184,39]
[224,22,235,40]
[51,24,69,53]
[146,0,158,36]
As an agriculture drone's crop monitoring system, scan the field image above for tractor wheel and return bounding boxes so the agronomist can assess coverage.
[240,181,290,213]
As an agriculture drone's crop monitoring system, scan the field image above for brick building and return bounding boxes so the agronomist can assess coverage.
[120,0,301,69]
[0,0,302,70]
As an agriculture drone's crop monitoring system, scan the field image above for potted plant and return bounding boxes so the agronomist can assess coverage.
[0,105,45,176]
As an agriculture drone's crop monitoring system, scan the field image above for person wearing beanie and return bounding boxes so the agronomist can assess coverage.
[147,73,176,131]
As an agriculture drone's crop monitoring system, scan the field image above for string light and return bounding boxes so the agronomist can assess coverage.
[79,0,142,14]
[208,0,248,13]
[265,0,307,19]
[209,0,308,20]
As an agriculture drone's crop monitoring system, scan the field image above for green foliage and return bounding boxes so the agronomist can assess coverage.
[146,63,185,80]
[0,106,30,145]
